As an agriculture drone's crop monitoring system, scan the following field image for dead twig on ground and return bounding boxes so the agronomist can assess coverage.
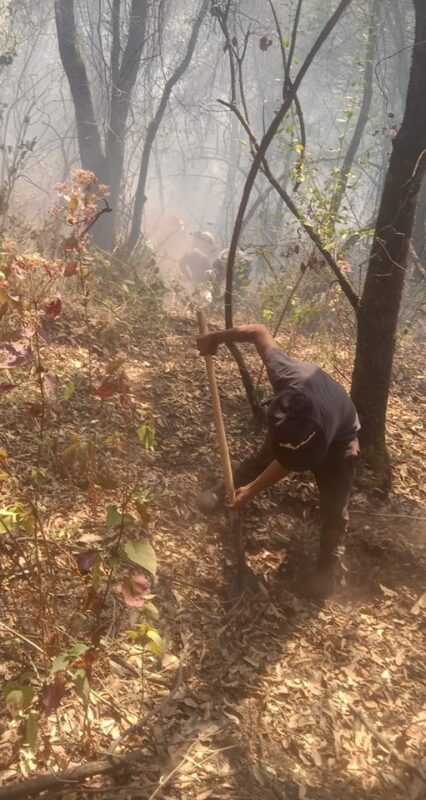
[346,699,426,780]
[109,640,190,753]
[146,741,197,800]
[0,644,190,800]
[0,750,137,800]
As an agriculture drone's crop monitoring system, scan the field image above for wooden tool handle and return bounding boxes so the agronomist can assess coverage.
[197,311,235,504]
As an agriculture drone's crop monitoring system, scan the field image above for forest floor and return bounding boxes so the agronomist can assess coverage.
[1,285,425,800]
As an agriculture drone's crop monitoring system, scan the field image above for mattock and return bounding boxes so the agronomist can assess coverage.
[197,311,262,600]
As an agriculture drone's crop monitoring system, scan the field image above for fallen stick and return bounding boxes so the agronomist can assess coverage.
[347,700,425,780]
[146,741,197,800]
[0,646,189,800]
[109,642,189,753]
[0,751,139,800]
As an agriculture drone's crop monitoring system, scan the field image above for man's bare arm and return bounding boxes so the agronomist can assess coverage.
[231,460,290,509]
[196,324,276,359]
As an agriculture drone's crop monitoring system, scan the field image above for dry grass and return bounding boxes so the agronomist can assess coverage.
[0,294,425,800]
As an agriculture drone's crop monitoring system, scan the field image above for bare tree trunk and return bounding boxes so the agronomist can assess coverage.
[125,0,209,254]
[55,0,149,248]
[351,0,426,491]
[54,0,106,181]
[106,0,149,244]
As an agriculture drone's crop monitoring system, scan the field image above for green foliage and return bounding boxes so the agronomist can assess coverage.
[4,684,34,712]
[124,540,157,577]
[51,643,89,674]
[127,623,164,658]
[137,422,156,451]
[74,668,90,705]
[0,503,34,533]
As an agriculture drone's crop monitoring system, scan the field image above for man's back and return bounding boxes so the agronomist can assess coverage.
[263,347,360,448]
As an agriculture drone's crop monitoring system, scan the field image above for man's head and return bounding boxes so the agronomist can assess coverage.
[266,389,328,471]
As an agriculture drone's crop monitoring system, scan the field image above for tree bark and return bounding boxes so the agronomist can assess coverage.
[55,0,149,248]
[351,0,426,491]
[106,0,149,243]
[54,0,107,181]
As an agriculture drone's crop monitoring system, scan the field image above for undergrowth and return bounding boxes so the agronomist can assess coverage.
[0,171,166,752]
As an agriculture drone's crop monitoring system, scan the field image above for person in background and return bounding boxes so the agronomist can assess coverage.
[211,247,254,303]
[179,231,216,289]
[196,323,360,596]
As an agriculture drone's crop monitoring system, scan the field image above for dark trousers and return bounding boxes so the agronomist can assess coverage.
[233,435,359,559]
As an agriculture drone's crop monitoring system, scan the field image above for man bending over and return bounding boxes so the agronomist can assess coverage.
[196,324,360,595]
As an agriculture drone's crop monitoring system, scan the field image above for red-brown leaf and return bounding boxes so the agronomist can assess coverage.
[44,296,62,318]
[63,236,80,252]
[74,549,99,575]
[93,375,130,398]
[0,342,33,369]
[40,677,67,715]
[63,260,78,277]
[117,574,150,608]
[85,586,104,614]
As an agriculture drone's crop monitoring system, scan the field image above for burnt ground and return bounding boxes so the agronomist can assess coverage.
[0,304,425,800]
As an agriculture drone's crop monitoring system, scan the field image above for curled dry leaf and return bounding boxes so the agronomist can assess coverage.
[117,574,150,608]
[40,677,67,715]
[0,342,33,369]
[44,296,62,318]
[63,260,78,277]
[44,374,59,398]
[73,549,99,575]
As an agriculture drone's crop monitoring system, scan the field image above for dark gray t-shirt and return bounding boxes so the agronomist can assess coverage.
[263,347,360,447]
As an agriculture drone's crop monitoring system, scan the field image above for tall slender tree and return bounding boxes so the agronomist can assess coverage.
[55,0,149,246]
[351,0,426,490]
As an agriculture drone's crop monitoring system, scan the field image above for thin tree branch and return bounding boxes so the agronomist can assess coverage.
[224,0,354,329]
[330,0,382,216]
[126,0,209,252]
[219,98,359,310]
[268,0,306,189]
[255,265,306,389]
[287,0,304,76]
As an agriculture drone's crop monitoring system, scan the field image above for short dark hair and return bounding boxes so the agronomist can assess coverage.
[266,390,328,471]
